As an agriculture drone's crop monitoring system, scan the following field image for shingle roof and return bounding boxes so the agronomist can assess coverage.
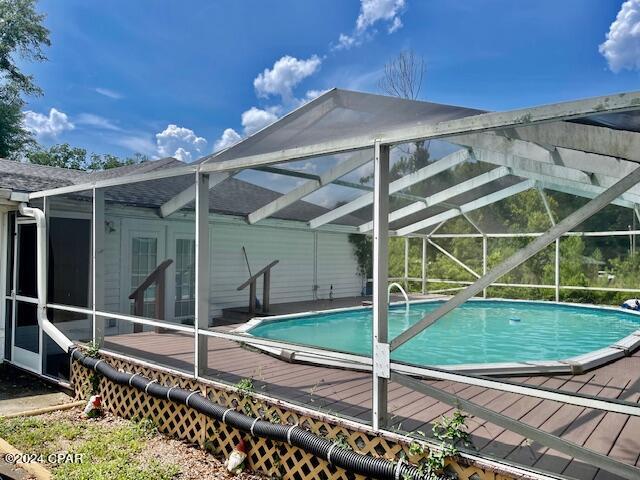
[0,158,361,226]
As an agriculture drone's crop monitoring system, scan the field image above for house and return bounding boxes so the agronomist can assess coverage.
[0,157,363,380]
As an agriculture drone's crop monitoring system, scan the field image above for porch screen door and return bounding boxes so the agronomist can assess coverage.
[12,219,41,373]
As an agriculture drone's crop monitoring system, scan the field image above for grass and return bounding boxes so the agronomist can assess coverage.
[0,414,179,480]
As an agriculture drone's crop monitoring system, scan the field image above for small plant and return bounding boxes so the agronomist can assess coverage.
[432,410,471,448]
[85,341,101,358]
[410,410,470,480]
[408,441,425,457]
[236,378,254,394]
[270,411,281,424]
[88,373,101,395]
[332,433,353,451]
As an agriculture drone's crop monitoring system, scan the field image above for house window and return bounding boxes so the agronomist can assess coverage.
[131,237,157,317]
[174,238,195,319]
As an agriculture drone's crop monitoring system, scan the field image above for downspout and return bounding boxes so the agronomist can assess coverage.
[18,203,74,353]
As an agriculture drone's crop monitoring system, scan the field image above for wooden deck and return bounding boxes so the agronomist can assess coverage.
[102,299,640,480]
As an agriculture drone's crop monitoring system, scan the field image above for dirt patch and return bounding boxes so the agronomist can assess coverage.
[0,364,73,417]
[0,407,264,480]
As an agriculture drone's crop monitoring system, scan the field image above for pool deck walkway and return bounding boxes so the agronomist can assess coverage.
[103,297,640,480]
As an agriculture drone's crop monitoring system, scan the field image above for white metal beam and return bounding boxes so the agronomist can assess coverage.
[309,149,470,229]
[536,178,636,209]
[450,132,640,197]
[160,171,231,218]
[194,173,210,377]
[428,239,480,278]
[396,180,535,236]
[508,120,640,164]
[248,150,372,224]
[469,148,640,206]
[358,166,510,232]
[391,165,640,351]
[92,188,105,344]
[372,141,390,431]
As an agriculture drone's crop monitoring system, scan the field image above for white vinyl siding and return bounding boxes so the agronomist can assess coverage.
[98,209,360,322]
[317,232,363,299]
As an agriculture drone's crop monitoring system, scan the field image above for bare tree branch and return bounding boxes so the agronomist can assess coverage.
[377,50,425,100]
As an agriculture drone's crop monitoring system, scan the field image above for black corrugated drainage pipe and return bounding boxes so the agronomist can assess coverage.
[71,349,427,480]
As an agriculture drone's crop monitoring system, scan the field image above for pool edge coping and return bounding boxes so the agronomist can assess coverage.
[232,298,640,377]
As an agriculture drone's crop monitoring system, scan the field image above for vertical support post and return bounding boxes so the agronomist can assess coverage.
[404,237,409,291]
[555,238,560,302]
[195,172,210,378]
[263,270,271,313]
[421,237,427,295]
[249,281,257,314]
[482,235,488,299]
[92,188,105,344]
[372,140,390,431]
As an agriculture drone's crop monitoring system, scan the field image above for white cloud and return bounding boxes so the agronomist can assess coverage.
[156,124,207,162]
[95,87,123,99]
[335,0,406,50]
[113,134,157,156]
[356,0,405,33]
[337,33,357,50]
[213,106,279,152]
[241,107,278,135]
[599,0,640,72]
[23,108,74,138]
[214,128,242,151]
[254,55,322,101]
[75,113,121,131]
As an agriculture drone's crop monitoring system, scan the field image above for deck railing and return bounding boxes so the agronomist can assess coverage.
[237,259,279,314]
[129,258,173,332]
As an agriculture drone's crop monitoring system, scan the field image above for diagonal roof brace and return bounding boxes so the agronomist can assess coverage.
[247,149,373,224]
[358,166,511,233]
[390,164,640,351]
[395,180,535,236]
[309,149,471,229]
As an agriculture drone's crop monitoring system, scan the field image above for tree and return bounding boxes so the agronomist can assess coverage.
[0,98,32,157]
[0,0,50,158]
[377,49,426,100]
[26,143,148,171]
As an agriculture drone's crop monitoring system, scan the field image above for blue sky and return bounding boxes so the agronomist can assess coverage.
[20,0,640,165]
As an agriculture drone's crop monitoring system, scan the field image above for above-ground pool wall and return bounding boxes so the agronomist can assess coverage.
[93,204,361,329]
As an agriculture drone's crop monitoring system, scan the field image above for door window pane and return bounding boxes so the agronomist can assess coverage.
[175,238,195,319]
[15,301,38,353]
[16,223,37,298]
[131,237,157,317]
[4,300,12,361]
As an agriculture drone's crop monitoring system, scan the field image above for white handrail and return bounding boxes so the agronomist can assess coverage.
[388,282,409,309]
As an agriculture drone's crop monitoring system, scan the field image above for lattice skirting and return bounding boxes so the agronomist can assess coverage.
[71,354,515,480]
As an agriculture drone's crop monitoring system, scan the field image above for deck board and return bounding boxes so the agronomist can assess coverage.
[103,327,640,480]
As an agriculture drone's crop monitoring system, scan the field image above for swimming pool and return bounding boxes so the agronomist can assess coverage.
[243,300,640,374]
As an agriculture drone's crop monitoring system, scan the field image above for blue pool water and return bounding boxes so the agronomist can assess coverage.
[248,300,640,366]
